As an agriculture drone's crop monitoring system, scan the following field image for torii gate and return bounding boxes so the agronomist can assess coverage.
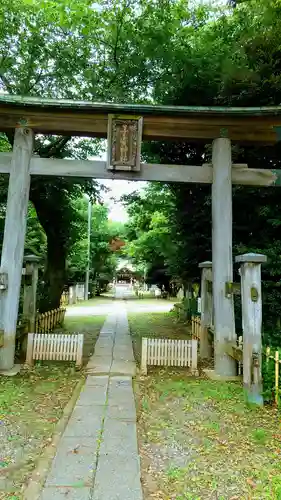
[0,95,281,376]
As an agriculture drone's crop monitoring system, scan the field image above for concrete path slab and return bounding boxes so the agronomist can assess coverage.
[89,354,113,364]
[107,404,137,421]
[46,437,98,486]
[40,487,92,500]
[108,390,135,405]
[99,422,138,455]
[64,412,103,438]
[84,375,109,387]
[39,300,143,500]
[94,346,112,355]
[86,361,112,374]
[111,359,136,376]
[92,454,142,500]
[94,340,114,349]
[76,386,107,406]
[113,354,135,361]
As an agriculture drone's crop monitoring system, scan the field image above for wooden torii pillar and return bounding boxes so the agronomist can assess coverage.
[212,138,236,377]
[0,127,33,373]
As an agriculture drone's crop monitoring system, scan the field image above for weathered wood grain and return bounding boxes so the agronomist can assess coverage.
[0,128,33,371]
[235,253,267,404]
[212,138,236,377]
[0,100,280,142]
[199,262,213,358]
[0,153,281,186]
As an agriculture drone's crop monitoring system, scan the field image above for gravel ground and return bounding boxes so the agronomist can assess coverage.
[0,366,81,499]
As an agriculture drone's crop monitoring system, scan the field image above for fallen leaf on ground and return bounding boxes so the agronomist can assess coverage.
[246,478,256,488]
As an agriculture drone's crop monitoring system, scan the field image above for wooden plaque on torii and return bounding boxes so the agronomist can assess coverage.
[107,114,143,171]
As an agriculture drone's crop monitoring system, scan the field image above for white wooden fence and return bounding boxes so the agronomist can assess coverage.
[141,337,198,375]
[26,333,84,367]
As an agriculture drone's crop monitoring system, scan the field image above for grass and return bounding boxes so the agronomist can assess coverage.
[0,365,81,499]
[137,374,281,500]
[129,309,281,500]
[65,314,106,362]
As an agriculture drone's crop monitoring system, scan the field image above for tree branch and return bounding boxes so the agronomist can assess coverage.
[27,68,44,93]
[37,136,72,158]
[107,0,133,89]
[0,74,13,94]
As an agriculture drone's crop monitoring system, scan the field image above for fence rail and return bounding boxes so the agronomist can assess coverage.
[141,337,197,375]
[191,315,201,340]
[265,347,281,405]
[191,315,281,405]
[35,307,66,334]
[26,333,83,367]
[60,292,69,306]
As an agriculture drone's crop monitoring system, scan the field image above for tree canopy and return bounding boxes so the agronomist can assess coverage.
[68,199,125,289]
[1,0,281,335]
[121,0,281,337]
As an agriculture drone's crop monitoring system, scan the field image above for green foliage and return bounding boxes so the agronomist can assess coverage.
[1,0,281,326]
[122,184,176,288]
[67,200,124,288]
[262,352,281,405]
[0,0,213,306]
[125,0,281,338]
[25,204,46,257]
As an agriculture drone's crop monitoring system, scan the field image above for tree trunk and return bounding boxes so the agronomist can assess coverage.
[29,180,68,313]
[39,239,66,312]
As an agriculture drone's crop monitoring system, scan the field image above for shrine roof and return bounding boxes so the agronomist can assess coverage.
[0,94,281,143]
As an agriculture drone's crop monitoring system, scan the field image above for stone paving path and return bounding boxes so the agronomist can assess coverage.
[40,302,143,500]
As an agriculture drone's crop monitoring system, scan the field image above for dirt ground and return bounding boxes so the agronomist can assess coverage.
[0,365,81,499]
[128,306,281,500]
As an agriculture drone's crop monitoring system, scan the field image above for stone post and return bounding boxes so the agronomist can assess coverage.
[69,286,73,305]
[23,254,41,332]
[199,261,213,359]
[212,137,236,376]
[69,285,77,305]
[235,253,267,405]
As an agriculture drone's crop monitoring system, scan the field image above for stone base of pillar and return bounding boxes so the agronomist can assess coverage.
[0,364,21,376]
[203,369,242,382]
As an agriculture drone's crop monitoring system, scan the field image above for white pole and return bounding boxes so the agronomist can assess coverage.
[84,199,92,300]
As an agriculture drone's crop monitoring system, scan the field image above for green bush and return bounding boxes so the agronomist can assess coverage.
[182,297,198,320]
[262,350,281,405]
